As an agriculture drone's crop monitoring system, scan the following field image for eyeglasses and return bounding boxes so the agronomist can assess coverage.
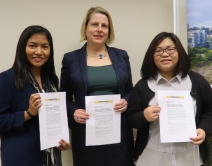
[154,47,176,56]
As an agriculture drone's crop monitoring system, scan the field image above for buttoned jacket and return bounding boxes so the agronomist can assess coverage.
[60,43,133,132]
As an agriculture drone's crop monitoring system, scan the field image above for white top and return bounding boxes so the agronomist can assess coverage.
[135,73,203,166]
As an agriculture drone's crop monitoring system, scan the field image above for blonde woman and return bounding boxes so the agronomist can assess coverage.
[60,6,134,166]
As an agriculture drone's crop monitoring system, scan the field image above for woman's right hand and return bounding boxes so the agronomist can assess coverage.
[24,94,42,121]
[73,109,89,124]
[28,93,42,116]
[143,105,161,122]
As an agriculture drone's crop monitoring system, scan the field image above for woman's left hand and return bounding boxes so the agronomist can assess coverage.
[114,99,128,113]
[57,139,71,151]
[190,128,206,145]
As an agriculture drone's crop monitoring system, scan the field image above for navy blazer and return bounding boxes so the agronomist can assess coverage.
[60,44,133,132]
[0,69,58,166]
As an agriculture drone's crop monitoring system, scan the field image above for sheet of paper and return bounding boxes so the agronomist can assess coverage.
[38,92,70,150]
[85,94,121,146]
[158,91,196,143]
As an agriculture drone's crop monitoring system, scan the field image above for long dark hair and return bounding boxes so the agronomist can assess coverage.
[12,25,57,90]
[141,32,190,79]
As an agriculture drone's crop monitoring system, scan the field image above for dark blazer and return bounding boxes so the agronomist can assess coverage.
[0,68,43,166]
[60,43,133,132]
[128,70,212,162]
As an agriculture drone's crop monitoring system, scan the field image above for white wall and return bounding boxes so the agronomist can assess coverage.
[0,0,187,165]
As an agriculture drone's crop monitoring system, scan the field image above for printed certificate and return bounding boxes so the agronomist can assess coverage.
[158,91,196,143]
[38,92,70,150]
[85,94,121,146]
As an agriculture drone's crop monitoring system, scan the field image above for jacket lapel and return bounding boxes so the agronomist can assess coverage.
[78,44,88,93]
[23,83,34,98]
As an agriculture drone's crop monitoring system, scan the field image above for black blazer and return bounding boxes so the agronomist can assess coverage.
[60,43,133,132]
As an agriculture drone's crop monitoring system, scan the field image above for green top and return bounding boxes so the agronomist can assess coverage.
[87,65,118,96]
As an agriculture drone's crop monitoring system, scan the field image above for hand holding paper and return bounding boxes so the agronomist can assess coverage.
[143,105,161,122]
[57,139,71,151]
[29,93,42,116]
[73,109,89,124]
[114,98,128,112]
[190,128,206,145]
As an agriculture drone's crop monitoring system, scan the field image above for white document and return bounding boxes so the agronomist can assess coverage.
[158,91,197,143]
[85,94,121,146]
[38,92,70,150]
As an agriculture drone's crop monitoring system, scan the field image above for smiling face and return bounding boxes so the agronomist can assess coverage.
[85,12,109,46]
[153,37,179,79]
[25,33,50,72]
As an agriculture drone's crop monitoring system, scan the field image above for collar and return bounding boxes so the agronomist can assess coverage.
[155,72,182,84]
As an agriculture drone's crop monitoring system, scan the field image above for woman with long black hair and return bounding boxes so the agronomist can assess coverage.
[0,25,70,166]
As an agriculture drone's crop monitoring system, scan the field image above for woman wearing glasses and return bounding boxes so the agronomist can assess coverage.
[128,32,212,166]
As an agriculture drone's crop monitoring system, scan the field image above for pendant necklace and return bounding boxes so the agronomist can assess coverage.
[86,48,108,59]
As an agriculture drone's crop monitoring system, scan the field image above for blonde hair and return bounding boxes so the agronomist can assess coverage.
[80,6,115,45]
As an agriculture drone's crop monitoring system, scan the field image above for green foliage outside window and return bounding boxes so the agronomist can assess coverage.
[189,47,212,84]
[188,47,212,166]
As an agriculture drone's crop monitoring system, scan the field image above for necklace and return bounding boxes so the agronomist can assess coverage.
[86,48,108,59]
